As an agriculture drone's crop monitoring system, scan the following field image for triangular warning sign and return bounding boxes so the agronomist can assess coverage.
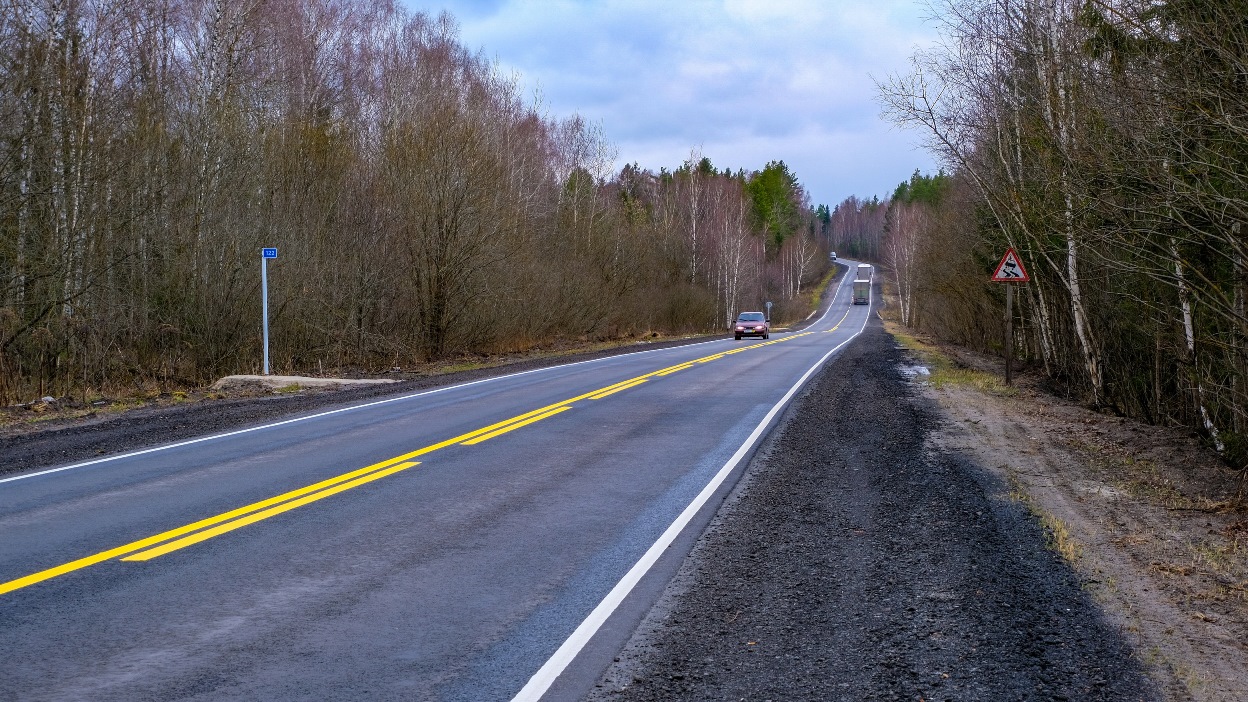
[991,247,1030,282]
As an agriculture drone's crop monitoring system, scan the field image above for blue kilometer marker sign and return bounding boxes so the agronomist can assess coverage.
[261,248,277,373]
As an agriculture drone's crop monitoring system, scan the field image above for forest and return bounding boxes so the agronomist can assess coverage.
[877,0,1248,464]
[0,0,832,404]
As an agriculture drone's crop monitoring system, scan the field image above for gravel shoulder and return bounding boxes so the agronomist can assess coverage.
[588,322,1159,701]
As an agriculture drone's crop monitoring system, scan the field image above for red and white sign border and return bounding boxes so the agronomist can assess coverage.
[991,247,1030,282]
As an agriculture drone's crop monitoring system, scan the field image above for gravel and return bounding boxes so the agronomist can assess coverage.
[587,324,1156,701]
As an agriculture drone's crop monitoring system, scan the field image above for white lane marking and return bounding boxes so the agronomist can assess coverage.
[801,261,854,328]
[2,266,858,486]
[511,300,870,702]
[0,338,728,486]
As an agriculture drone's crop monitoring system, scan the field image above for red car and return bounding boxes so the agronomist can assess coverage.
[733,312,770,340]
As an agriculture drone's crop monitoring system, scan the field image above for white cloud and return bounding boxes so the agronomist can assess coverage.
[414,0,941,203]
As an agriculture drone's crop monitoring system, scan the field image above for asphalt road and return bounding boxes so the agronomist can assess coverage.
[0,261,871,701]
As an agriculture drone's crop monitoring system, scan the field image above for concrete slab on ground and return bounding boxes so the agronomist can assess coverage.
[210,375,397,391]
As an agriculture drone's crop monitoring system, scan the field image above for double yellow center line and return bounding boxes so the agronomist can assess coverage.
[1,330,822,596]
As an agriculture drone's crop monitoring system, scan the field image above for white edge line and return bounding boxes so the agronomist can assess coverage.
[0,337,729,486]
[2,267,859,487]
[510,300,871,702]
[809,262,854,327]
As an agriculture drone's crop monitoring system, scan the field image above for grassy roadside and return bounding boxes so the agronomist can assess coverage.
[875,279,1016,397]
[886,325,1016,396]
[806,265,841,314]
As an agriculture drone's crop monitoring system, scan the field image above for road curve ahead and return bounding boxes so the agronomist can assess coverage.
[0,262,874,701]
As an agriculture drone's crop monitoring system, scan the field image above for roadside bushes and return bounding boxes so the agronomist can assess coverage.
[0,0,828,403]
[879,0,1248,456]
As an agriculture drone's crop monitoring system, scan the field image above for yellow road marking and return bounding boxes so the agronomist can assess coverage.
[0,456,420,595]
[121,462,420,561]
[460,407,573,445]
[825,309,852,332]
[3,324,841,595]
[654,364,694,377]
[587,378,649,399]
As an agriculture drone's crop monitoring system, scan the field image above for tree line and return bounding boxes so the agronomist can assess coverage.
[0,0,829,404]
[879,0,1248,463]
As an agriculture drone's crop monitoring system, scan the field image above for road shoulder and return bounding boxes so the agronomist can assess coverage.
[588,323,1154,701]
[919,338,1248,701]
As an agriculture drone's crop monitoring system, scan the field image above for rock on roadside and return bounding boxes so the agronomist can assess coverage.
[209,375,397,391]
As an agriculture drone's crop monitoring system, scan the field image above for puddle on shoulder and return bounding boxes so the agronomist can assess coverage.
[899,363,931,379]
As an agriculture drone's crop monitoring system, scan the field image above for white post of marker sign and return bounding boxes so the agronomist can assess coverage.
[261,248,278,375]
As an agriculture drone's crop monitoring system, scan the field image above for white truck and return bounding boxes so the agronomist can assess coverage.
[852,278,870,305]
[856,264,873,281]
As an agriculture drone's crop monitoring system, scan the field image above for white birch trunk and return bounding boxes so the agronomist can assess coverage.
[1171,235,1223,450]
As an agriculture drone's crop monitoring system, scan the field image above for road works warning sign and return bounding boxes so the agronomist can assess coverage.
[991,247,1030,282]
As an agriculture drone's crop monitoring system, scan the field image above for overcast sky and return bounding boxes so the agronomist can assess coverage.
[412,0,940,207]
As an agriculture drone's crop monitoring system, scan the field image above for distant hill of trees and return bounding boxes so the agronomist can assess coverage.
[0,0,829,403]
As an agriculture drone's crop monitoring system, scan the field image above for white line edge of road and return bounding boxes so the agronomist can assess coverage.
[0,336,730,486]
[510,277,869,702]
[2,264,862,487]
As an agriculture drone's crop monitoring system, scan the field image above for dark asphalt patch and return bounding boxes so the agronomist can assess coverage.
[588,324,1156,701]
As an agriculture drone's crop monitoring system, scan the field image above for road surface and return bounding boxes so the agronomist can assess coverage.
[0,263,871,701]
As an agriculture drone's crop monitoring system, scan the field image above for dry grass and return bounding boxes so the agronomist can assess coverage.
[1007,470,1083,563]
[24,408,98,425]
[807,267,840,312]
[1083,451,1229,512]
[886,321,1018,397]
[1192,538,1241,574]
[1138,646,1206,697]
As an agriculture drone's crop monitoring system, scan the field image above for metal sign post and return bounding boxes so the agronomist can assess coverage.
[765,301,773,321]
[991,247,1030,386]
[1004,284,1014,385]
[261,248,277,375]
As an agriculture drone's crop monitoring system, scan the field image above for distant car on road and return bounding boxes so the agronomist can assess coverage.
[733,312,770,340]
[830,251,837,261]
